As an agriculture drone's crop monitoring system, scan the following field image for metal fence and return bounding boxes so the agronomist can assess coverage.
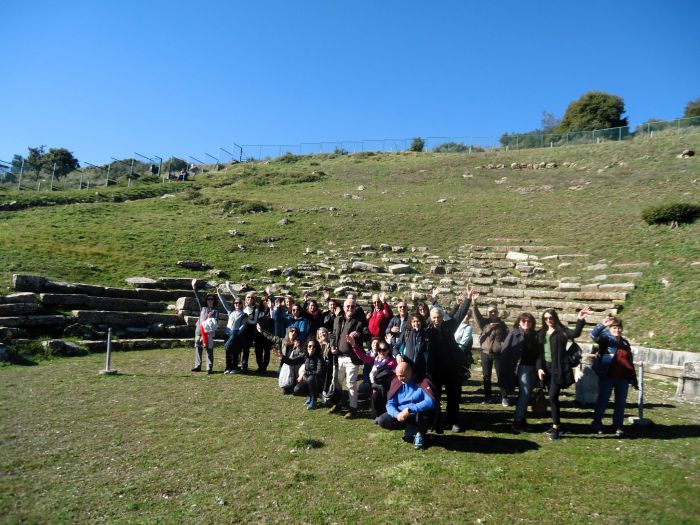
[2,116,699,192]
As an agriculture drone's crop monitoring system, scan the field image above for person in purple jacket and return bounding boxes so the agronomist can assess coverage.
[376,361,436,450]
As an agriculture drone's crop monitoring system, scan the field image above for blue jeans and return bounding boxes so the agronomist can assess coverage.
[593,377,630,429]
[515,364,536,423]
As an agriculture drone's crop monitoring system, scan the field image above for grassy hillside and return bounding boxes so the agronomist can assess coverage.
[1,131,699,351]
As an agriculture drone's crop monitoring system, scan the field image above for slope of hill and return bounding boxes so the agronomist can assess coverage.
[1,131,698,351]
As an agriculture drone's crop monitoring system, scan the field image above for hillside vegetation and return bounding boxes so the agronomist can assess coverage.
[1,131,699,351]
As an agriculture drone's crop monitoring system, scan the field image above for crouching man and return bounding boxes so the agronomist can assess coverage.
[376,361,436,450]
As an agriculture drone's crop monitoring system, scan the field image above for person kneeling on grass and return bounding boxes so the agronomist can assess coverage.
[377,361,436,450]
[271,335,326,410]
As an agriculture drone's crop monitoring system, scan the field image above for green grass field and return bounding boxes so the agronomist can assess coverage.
[1,349,699,524]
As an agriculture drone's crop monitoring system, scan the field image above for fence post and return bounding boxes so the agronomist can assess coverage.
[50,163,57,191]
[79,171,84,190]
[618,127,622,141]
[17,159,24,190]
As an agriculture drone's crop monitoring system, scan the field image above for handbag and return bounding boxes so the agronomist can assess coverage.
[278,363,293,389]
[567,341,583,368]
[531,387,548,417]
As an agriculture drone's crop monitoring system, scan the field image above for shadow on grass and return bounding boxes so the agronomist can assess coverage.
[430,434,540,454]
[548,421,700,441]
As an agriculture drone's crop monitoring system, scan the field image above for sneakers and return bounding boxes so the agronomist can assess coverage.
[327,404,342,414]
[547,427,562,440]
[223,369,232,374]
[592,423,604,435]
[501,397,511,407]
[512,421,534,433]
[307,399,317,410]
[191,366,201,372]
[343,409,356,419]
[402,424,417,443]
[413,432,425,450]
[207,369,213,375]
[615,428,625,438]
[451,424,463,433]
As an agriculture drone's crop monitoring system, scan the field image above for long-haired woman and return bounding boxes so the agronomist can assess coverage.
[499,312,541,432]
[536,306,590,440]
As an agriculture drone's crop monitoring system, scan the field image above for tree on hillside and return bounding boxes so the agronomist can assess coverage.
[683,97,700,118]
[25,146,80,178]
[556,91,628,132]
[409,137,425,152]
[541,111,561,132]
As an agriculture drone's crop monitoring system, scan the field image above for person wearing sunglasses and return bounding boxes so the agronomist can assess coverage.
[273,338,326,410]
[471,292,509,405]
[386,300,410,356]
[536,306,591,440]
[190,279,219,374]
[257,324,304,395]
[590,316,638,437]
[216,282,248,375]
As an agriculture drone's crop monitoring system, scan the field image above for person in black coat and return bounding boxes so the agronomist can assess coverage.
[426,306,465,433]
[498,312,542,432]
[536,306,590,440]
[274,338,326,410]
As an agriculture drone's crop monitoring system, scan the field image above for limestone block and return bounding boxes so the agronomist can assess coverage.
[599,282,635,292]
[0,315,67,328]
[675,362,700,402]
[388,264,413,275]
[0,292,38,305]
[125,277,160,288]
[351,261,384,273]
[491,287,524,298]
[559,282,581,291]
[159,277,208,289]
[522,279,559,288]
[40,294,165,312]
[506,251,529,262]
[71,310,184,327]
[570,291,627,302]
[0,302,39,315]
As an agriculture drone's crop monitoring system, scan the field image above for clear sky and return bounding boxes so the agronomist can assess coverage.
[2,0,699,165]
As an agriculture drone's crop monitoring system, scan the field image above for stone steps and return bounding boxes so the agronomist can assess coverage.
[71,310,185,327]
[40,294,166,312]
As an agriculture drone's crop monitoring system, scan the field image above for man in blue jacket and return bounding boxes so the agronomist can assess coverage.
[377,361,436,449]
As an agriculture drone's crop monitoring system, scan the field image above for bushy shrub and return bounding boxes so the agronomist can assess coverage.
[221,199,270,214]
[276,152,302,163]
[433,142,485,153]
[409,137,425,152]
[641,203,700,225]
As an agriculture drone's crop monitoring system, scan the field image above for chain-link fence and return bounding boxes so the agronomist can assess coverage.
[3,116,699,192]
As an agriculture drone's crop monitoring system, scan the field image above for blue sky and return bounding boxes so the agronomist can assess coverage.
[2,0,699,164]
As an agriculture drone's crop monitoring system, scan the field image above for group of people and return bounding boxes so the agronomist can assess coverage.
[191,280,638,449]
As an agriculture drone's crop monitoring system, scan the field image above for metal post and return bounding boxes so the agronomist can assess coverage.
[99,328,118,375]
[629,362,652,427]
[79,172,84,189]
[17,159,24,190]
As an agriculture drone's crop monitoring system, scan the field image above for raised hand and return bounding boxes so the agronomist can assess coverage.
[578,306,592,319]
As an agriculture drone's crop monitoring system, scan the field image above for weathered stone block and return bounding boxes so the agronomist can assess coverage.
[0,292,38,305]
[0,315,67,328]
[71,311,184,327]
[351,261,384,273]
[125,277,160,288]
[0,303,39,315]
[388,264,413,275]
